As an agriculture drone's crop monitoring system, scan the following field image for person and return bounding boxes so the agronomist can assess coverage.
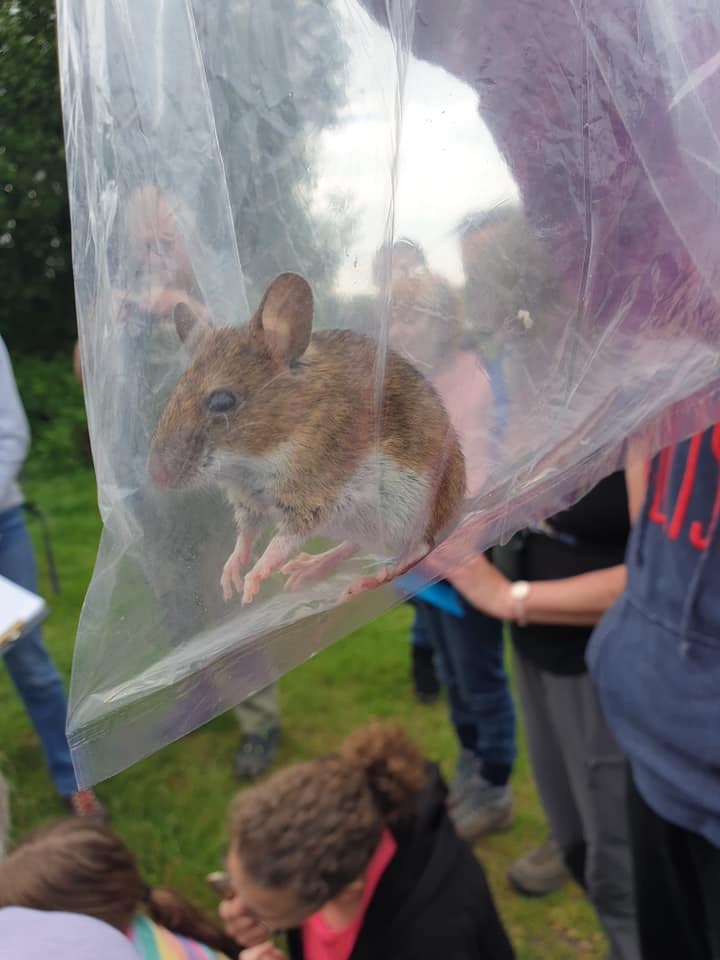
[407,605,441,704]
[0,335,105,818]
[388,261,516,839]
[372,240,443,706]
[76,185,282,779]
[0,907,141,960]
[360,3,720,955]
[587,426,720,960]
[219,721,515,960]
[233,684,281,779]
[0,817,238,960]
[452,468,644,960]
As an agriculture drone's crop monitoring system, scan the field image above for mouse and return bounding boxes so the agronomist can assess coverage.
[148,272,466,605]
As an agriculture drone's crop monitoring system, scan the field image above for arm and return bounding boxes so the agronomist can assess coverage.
[0,338,30,505]
[129,286,209,321]
[448,554,625,626]
[625,444,649,525]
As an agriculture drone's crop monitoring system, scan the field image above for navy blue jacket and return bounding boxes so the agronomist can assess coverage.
[588,424,720,846]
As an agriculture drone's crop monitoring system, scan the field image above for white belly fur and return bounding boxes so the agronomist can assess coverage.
[215,447,431,557]
[321,454,432,557]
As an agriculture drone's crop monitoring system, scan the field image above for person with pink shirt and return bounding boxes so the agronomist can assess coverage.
[388,263,517,842]
[219,722,514,960]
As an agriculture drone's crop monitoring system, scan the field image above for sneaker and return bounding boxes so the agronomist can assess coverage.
[447,749,478,809]
[450,771,512,841]
[411,644,440,704]
[233,727,280,780]
[65,789,108,823]
[507,836,572,896]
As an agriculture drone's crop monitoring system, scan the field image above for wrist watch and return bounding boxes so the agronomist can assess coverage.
[509,580,530,626]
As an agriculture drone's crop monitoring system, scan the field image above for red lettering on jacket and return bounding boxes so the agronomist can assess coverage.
[667,433,703,540]
[648,447,672,526]
[689,423,720,549]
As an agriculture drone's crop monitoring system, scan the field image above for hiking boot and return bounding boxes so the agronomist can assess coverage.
[507,836,572,896]
[233,727,280,780]
[65,789,108,823]
[450,771,512,841]
[411,644,440,704]
[447,749,478,809]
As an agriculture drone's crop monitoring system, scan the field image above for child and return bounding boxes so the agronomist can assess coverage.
[0,818,237,960]
[219,722,515,960]
[0,907,141,960]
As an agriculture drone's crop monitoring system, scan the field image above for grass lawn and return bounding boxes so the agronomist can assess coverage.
[0,469,605,959]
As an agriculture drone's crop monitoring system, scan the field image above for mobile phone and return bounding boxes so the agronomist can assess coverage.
[206,870,233,899]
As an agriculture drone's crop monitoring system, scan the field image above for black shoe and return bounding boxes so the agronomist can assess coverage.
[411,644,440,704]
[233,727,280,780]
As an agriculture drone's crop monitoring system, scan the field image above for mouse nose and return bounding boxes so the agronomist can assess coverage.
[148,431,203,488]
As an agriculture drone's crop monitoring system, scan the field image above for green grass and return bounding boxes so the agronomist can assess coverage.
[0,470,605,959]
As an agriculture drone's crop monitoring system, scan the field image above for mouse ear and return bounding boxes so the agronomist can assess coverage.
[250,273,313,366]
[173,301,207,353]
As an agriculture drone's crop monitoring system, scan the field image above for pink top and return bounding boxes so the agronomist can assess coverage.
[433,351,493,497]
[301,829,397,960]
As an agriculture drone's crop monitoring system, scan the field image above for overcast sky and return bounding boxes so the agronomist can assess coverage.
[311,1,520,295]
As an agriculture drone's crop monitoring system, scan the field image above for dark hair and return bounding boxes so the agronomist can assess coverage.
[0,818,237,957]
[372,238,427,286]
[229,722,427,912]
[456,204,518,238]
[392,238,426,264]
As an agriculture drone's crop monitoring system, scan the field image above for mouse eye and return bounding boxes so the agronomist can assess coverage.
[205,389,239,414]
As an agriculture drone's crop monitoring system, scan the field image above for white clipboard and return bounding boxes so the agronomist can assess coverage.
[0,574,49,651]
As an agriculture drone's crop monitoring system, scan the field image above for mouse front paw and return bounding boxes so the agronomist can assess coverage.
[241,568,263,606]
[221,552,246,601]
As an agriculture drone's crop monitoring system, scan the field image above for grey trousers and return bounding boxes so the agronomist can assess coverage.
[234,683,279,736]
[513,650,640,960]
[0,772,9,859]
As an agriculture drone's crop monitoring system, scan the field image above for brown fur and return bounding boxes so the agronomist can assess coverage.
[150,276,466,546]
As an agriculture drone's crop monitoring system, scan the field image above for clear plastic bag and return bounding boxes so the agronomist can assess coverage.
[57,0,720,784]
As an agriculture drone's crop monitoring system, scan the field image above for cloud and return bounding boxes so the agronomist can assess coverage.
[311,3,519,294]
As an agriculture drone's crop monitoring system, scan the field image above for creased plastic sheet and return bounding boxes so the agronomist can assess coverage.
[56,0,720,785]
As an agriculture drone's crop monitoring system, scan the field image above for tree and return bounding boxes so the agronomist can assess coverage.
[195,0,351,309]
[0,0,352,357]
[0,0,76,356]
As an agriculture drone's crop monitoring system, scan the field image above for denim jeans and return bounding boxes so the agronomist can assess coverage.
[415,595,516,774]
[0,505,77,796]
[409,602,433,649]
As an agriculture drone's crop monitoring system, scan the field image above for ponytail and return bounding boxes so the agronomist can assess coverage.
[229,722,427,914]
[340,722,427,822]
[147,886,239,957]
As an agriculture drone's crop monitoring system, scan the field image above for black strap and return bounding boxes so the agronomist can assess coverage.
[21,501,60,595]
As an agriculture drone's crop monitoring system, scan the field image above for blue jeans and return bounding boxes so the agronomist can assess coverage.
[415,596,516,775]
[409,604,433,649]
[0,505,77,796]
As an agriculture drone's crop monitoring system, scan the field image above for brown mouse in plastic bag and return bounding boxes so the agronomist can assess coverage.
[148,273,466,605]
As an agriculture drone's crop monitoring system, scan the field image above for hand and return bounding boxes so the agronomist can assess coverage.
[131,287,193,318]
[219,896,271,948]
[447,554,512,620]
[239,944,284,960]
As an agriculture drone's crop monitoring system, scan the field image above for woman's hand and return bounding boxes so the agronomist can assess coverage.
[219,896,271,949]
[238,943,284,960]
[448,554,511,620]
